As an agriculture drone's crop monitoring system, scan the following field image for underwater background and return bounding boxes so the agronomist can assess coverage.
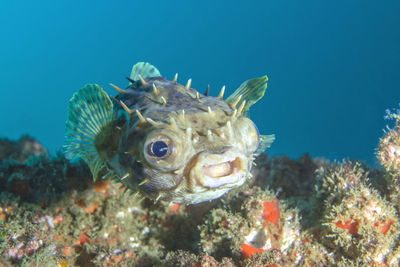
[2,1,400,265]
[1,0,399,165]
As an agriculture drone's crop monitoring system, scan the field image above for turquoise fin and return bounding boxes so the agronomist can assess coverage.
[63,84,115,180]
[225,76,268,116]
[129,62,161,84]
[255,134,275,155]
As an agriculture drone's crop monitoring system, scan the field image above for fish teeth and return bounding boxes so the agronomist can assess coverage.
[203,161,232,178]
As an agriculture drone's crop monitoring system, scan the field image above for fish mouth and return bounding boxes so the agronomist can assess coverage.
[189,149,249,189]
[202,157,241,178]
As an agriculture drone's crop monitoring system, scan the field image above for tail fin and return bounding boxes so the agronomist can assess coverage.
[64,84,115,180]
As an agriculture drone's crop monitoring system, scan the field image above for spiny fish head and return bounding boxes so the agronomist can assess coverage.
[129,102,260,204]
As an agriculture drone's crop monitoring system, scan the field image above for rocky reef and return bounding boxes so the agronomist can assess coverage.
[1,106,400,266]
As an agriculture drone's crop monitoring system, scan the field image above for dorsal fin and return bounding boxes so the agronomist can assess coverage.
[129,62,161,84]
[63,84,115,180]
[225,76,268,116]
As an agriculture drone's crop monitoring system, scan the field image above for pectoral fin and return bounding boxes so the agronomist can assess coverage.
[255,134,275,155]
[63,84,115,180]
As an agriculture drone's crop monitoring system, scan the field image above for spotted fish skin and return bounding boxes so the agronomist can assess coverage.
[64,62,274,204]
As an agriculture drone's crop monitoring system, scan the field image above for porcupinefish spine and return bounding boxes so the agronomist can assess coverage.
[63,84,115,180]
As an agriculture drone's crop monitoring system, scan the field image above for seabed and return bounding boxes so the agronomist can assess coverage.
[1,120,400,266]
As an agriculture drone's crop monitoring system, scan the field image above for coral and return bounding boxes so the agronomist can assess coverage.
[378,106,400,175]
[163,251,236,267]
[240,190,301,261]
[251,153,327,229]
[378,127,400,176]
[317,162,400,264]
[199,187,329,266]
[0,199,67,266]
[377,107,400,211]
[200,208,249,259]
[0,135,47,164]
[1,103,400,266]
[0,145,91,205]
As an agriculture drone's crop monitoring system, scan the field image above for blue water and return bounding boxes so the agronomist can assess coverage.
[1,0,399,166]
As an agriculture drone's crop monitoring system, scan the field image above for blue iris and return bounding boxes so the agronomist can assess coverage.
[151,141,169,157]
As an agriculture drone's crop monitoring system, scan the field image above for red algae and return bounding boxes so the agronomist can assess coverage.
[380,219,394,235]
[262,200,280,228]
[334,218,359,235]
[167,203,181,214]
[241,243,265,258]
[74,232,90,246]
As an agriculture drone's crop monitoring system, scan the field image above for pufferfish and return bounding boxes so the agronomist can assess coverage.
[64,62,274,204]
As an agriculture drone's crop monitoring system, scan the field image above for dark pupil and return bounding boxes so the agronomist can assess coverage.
[151,141,169,157]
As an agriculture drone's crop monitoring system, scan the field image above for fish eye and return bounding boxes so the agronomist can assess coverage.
[144,135,174,161]
[148,140,169,157]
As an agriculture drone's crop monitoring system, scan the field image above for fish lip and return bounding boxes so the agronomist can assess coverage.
[189,149,249,188]
[202,157,241,178]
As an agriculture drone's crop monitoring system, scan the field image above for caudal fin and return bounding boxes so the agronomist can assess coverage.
[63,84,115,180]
